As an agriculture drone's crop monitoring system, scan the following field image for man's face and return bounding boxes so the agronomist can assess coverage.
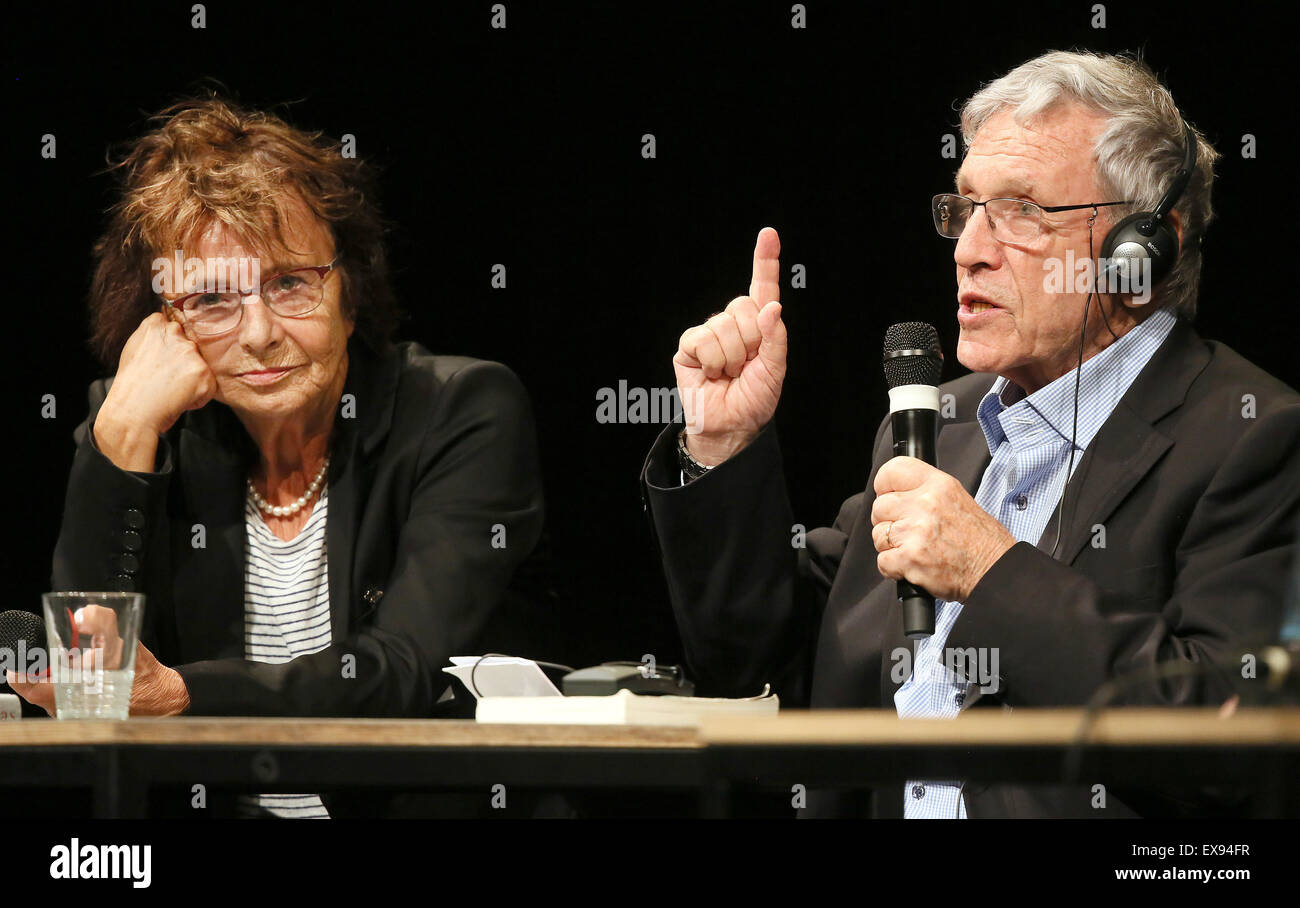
[165,198,354,426]
[953,104,1118,393]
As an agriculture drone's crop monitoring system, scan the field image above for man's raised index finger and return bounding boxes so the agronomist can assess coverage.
[749,226,781,306]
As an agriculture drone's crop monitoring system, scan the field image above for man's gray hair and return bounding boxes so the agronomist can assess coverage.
[960,50,1219,319]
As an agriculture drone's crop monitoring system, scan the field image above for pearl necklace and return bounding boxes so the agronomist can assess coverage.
[247,457,330,518]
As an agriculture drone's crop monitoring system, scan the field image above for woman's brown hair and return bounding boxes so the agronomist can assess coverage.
[89,90,401,368]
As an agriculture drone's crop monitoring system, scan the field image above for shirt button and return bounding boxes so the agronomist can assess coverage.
[912,785,926,799]
[123,508,146,530]
[119,530,143,553]
[1015,493,1029,510]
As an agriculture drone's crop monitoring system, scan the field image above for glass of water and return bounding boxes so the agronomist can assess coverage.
[41,592,144,720]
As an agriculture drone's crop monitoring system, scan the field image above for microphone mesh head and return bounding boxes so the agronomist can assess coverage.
[0,609,45,653]
[882,322,943,388]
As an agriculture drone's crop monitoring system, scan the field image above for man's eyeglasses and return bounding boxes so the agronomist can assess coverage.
[931,194,1130,244]
[160,258,340,336]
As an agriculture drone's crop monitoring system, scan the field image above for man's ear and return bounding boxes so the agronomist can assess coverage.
[1167,209,1184,250]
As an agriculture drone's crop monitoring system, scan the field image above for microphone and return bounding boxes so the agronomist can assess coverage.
[882,322,944,639]
[1,610,47,719]
[0,609,46,664]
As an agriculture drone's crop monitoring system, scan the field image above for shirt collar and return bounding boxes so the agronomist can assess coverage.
[975,306,1178,456]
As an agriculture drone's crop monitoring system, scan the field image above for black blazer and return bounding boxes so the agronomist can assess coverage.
[642,319,1300,818]
[52,335,545,721]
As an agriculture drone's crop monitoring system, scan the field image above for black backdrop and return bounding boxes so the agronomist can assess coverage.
[5,2,1295,677]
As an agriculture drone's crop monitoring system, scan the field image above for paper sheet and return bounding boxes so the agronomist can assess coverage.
[443,656,563,699]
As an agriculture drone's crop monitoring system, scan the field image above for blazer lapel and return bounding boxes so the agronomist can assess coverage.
[938,418,994,499]
[1036,319,1211,564]
[174,422,250,661]
[1039,407,1173,564]
[325,437,359,645]
[323,338,401,641]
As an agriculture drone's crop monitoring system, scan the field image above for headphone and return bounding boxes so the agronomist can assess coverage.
[1098,123,1198,302]
[1046,122,1200,558]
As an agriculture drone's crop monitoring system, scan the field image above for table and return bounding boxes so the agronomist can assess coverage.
[2,709,1297,817]
[0,719,701,817]
[697,707,1300,816]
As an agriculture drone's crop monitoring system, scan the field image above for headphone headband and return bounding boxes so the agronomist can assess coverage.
[1150,123,1198,227]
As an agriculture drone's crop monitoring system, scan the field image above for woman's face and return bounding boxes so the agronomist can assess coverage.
[167,201,354,428]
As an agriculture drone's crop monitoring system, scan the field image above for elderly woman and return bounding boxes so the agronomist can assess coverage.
[13,95,546,816]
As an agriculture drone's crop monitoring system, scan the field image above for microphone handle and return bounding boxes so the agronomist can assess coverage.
[890,407,939,638]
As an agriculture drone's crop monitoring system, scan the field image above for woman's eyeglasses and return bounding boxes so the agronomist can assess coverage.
[160,258,340,336]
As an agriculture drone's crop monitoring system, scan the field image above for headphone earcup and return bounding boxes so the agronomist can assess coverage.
[1099,211,1180,303]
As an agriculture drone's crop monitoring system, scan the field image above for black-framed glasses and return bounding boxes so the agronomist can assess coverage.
[160,257,340,336]
[931,194,1130,243]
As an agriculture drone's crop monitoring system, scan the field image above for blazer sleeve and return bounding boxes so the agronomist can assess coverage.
[174,360,546,717]
[949,400,1300,709]
[51,379,178,654]
[642,417,888,700]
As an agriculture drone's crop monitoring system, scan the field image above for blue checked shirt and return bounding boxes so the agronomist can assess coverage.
[894,306,1177,818]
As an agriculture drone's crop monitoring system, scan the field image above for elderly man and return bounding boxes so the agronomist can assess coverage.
[641,50,1300,818]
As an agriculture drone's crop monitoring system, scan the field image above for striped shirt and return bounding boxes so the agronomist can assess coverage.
[894,306,1178,818]
[238,484,333,819]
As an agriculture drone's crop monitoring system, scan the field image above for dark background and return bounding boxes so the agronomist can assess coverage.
[5,2,1295,678]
